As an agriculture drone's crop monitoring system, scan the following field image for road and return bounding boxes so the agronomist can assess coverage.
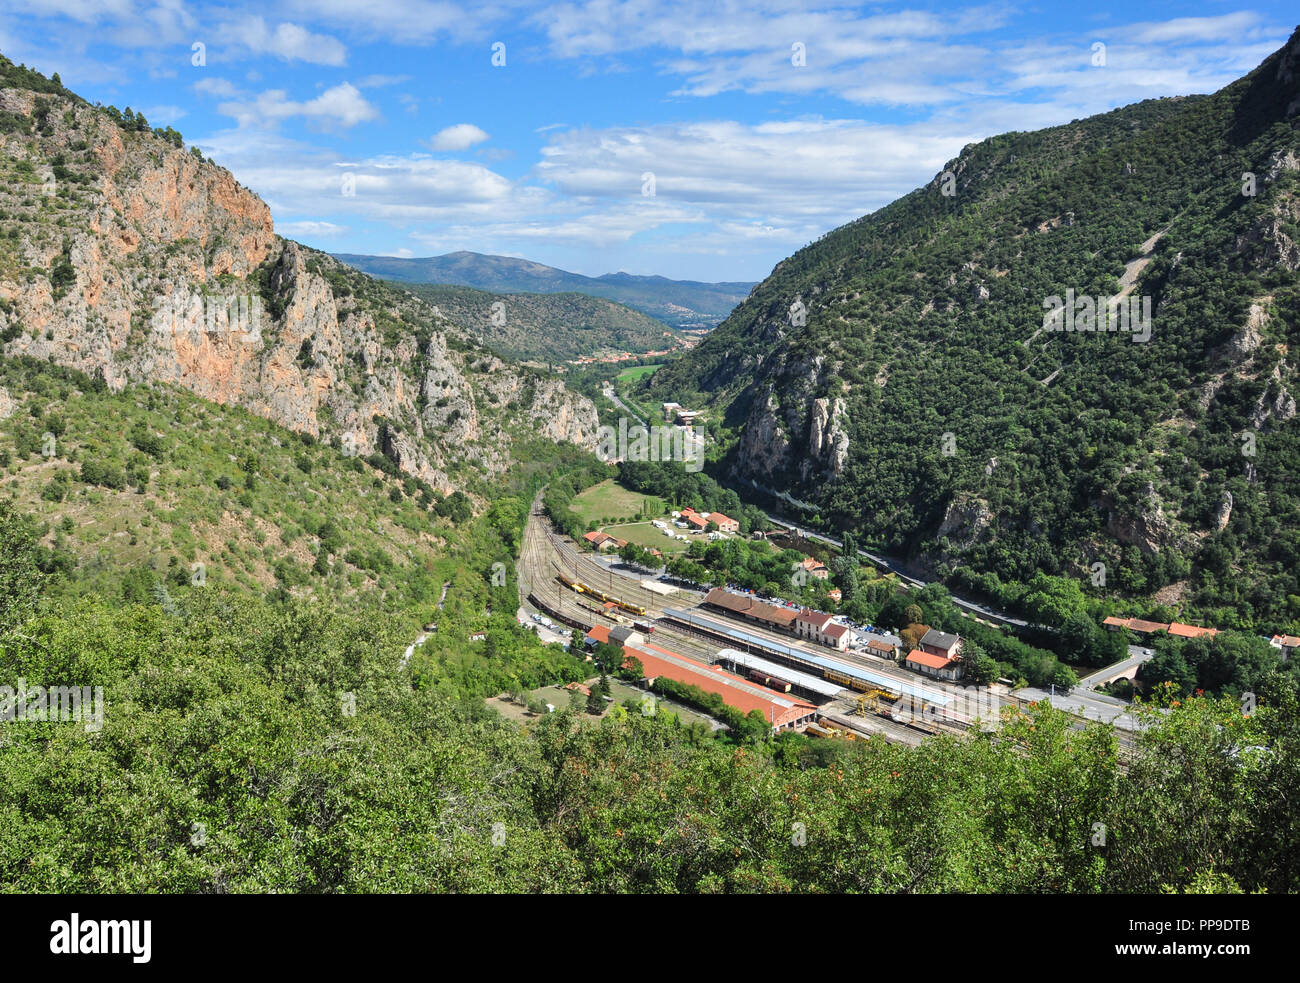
[602,386,646,427]
[759,514,1030,628]
[1076,646,1154,691]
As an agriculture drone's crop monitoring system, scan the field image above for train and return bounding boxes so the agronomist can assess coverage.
[748,669,792,693]
[554,574,648,616]
[823,667,880,694]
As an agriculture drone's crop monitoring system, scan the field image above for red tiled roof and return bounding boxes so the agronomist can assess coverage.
[624,641,815,729]
[795,608,834,631]
[1169,622,1218,639]
[703,588,799,627]
[585,625,611,644]
[905,649,953,670]
[1102,616,1128,627]
[685,513,709,529]
[1126,618,1170,634]
[1273,634,1300,647]
[823,623,850,640]
[583,531,608,544]
[867,639,895,653]
[709,511,737,527]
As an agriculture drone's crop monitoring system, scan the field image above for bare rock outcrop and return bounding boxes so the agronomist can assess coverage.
[0,87,597,499]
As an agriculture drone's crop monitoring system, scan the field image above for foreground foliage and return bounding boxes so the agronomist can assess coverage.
[2,500,1296,893]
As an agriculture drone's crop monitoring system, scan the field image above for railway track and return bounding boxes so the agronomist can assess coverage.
[518,505,1143,755]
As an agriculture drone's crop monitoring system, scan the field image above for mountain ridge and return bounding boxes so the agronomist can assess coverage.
[644,26,1300,630]
[333,249,755,330]
[0,55,598,499]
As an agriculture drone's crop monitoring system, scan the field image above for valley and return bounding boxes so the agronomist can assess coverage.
[0,11,1298,907]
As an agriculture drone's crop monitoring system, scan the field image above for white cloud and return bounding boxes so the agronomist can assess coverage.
[427,123,491,151]
[217,82,379,130]
[358,74,411,88]
[139,104,186,125]
[217,17,347,66]
[534,118,972,235]
[193,77,240,98]
[278,220,350,238]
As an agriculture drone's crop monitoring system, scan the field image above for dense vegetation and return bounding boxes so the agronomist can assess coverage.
[399,282,686,363]
[3,498,1298,892]
[646,32,1300,636]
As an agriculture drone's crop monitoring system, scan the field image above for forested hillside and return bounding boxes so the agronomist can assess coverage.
[398,282,687,363]
[646,28,1300,633]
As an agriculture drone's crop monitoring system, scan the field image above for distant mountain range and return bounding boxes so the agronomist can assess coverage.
[333,251,755,330]
[395,282,688,363]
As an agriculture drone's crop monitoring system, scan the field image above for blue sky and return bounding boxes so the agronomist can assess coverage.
[1,1,1295,281]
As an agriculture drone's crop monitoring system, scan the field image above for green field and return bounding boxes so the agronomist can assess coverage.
[604,519,689,555]
[567,479,664,527]
[616,363,662,382]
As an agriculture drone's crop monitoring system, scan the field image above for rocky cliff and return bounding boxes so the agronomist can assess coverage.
[0,65,597,496]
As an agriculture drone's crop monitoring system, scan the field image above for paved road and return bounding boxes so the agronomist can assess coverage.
[1077,646,1154,690]
[602,386,646,427]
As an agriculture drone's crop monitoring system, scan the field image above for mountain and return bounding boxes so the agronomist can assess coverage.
[395,282,689,363]
[646,28,1300,630]
[0,54,598,499]
[333,250,755,331]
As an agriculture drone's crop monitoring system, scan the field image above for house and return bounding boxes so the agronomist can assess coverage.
[662,402,681,420]
[905,649,964,681]
[564,682,592,696]
[1270,635,1299,659]
[799,556,830,580]
[821,622,851,652]
[1103,616,1171,636]
[866,637,898,659]
[683,511,710,531]
[1128,618,1170,635]
[608,625,644,648]
[583,530,622,551]
[584,625,612,646]
[708,511,739,534]
[919,628,962,661]
[794,609,849,651]
[827,588,843,603]
[1169,622,1219,640]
